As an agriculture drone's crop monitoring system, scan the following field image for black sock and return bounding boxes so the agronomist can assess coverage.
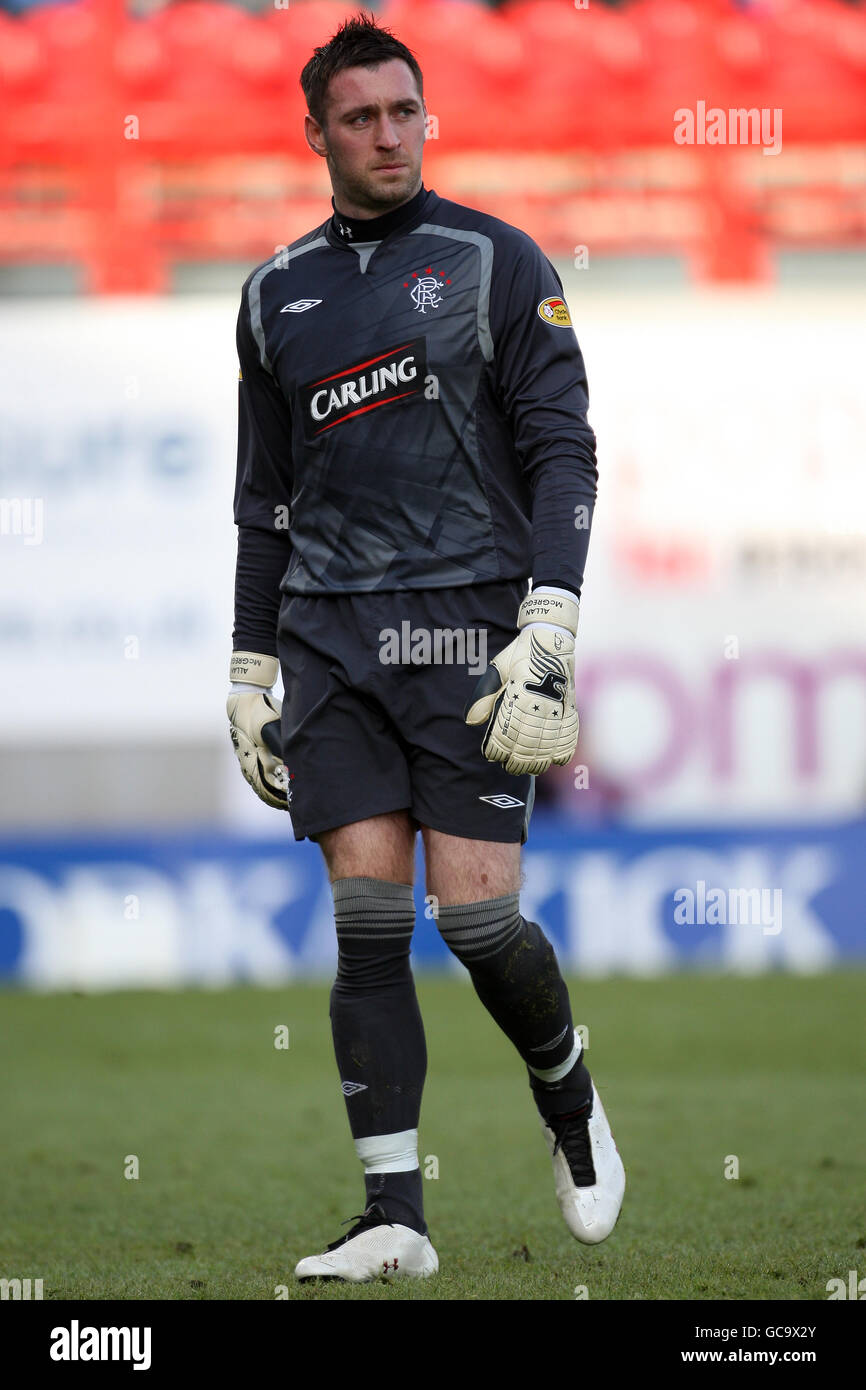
[329,877,427,1236]
[436,894,592,1121]
[529,1051,594,1122]
[364,1168,426,1235]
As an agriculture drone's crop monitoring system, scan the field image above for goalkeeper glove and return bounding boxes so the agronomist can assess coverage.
[226,651,289,811]
[464,588,579,776]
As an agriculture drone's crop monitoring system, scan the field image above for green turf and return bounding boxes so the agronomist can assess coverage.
[1,972,864,1300]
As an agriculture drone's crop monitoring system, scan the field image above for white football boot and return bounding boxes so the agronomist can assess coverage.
[294,1203,439,1283]
[540,1063,626,1245]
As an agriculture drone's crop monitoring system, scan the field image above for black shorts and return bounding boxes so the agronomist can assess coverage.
[276,579,535,844]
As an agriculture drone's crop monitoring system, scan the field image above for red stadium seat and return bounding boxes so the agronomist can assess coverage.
[0,0,863,290]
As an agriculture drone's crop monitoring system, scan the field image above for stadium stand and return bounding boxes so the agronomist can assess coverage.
[0,0,864,289]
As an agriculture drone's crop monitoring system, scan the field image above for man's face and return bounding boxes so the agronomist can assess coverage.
[305,59,426,218]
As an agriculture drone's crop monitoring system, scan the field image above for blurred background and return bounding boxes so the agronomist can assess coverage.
[1,0,865,986]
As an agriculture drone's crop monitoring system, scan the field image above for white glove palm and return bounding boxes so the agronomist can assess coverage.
[465,590,579,776]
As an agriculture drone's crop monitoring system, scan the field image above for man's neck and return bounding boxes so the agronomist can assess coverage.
[330,184,427,244]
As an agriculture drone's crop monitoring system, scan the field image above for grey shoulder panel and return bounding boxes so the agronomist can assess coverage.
[410,223,494,363]
[247,236,329,374]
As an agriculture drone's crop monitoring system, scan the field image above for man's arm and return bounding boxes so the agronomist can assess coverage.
[228,277,294,809]
[489,233,598,597]
[232,279,295,657]
[464,233,597,775]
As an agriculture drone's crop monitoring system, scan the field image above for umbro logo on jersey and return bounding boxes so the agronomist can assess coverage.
[340,1081,368,1097]
[479,794,525,809]
[280,298,323,313]
[301,338,427,436]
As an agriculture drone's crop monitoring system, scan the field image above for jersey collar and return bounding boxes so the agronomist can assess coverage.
[326,184,433,249]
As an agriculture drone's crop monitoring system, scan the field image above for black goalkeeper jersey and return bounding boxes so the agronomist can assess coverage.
[232,184,597,655]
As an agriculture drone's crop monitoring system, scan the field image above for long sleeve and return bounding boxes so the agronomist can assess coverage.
[489,237,598,597]
[232,524,292,656]
[232,279,294,655]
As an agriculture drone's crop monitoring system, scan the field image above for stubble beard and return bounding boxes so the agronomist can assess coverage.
[328,151,422,219]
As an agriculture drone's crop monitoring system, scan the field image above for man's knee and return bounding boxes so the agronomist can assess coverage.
[435,895,555,976]
[421,827,521,906]
[318,811,416,885]
[330,875,417,995]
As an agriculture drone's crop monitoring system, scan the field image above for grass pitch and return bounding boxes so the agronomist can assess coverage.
[1,972,864,1301]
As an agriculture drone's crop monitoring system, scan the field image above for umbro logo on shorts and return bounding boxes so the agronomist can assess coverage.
[479,794,525,809]
[340,1081,368,1097]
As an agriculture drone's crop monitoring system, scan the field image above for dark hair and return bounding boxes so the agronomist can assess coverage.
[300,11,424,129]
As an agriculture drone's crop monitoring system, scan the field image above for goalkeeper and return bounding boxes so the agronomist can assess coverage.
[227,13,625,1283]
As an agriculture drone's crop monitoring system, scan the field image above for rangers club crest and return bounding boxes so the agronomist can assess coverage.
[403,266,451,313]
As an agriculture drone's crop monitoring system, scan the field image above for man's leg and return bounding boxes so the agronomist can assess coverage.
[422,826,624,1244]
[317,811,430,1237]
[422,828,593,1121]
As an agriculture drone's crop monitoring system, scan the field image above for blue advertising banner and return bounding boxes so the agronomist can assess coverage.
[0,816,863,989]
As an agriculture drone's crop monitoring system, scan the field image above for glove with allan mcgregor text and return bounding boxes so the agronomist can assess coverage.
[226,652,289,811]
[464,589,580,776]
